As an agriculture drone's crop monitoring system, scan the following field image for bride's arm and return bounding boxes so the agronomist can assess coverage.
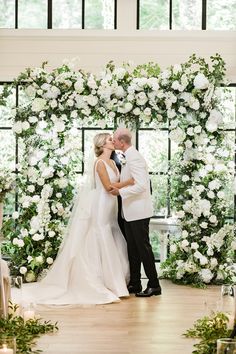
[111,178,134,189]
[96,160,135,191]
[96,160,114,191]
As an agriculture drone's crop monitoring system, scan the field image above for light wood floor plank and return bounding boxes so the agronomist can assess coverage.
[34,280,222,354]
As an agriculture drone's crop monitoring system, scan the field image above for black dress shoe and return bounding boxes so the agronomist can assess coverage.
[128,285,142,294]
[135,286,162,297]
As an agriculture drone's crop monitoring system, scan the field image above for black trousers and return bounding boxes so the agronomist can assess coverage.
[124,217,159,288]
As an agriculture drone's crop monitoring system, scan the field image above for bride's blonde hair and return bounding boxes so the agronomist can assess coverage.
[93,133,111,157]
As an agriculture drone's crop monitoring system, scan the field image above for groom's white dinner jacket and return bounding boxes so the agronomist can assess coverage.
[119,146,153,222]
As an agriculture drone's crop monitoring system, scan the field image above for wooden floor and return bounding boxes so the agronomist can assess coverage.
[34,280,222,354]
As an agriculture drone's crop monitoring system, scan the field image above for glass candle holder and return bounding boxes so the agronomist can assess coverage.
[23,303,36,322]
[10,276,23,308]
[0,336,16,354]
[217,338,236,354]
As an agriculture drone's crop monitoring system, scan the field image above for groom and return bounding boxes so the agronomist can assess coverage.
[110,128,161,297]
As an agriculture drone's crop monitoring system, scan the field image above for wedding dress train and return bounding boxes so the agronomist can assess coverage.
[20,160,130,305]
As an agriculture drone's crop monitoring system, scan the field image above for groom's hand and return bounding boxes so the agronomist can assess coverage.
[109,187,120,196]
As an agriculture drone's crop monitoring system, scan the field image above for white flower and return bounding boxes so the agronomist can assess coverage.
[48,230,55,238]
[181,239,189,248]
[182,175,189,182]
[182,230,189,238]
[200,222,208,229]
[35,256,44,264]
[209,215,217,223]
[207,191,215,199]
[193,73,209,90]
[32,98,47,112]
[12,211,19,219]
[13,121,23,134]
[208,180,221,190]
[198,269,213,283]
[191,242,199,250]
[217,191,225,199]
[170,244,177,253]
[20,266,27,275]
[46,257,54,265]
[169,127,186,143]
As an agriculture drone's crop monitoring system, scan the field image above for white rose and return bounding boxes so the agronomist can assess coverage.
[13,121,23,134]
[46,257,54,265]
[20,266,27,275]
[217,191,225,199]
[182,175,189,182]
[209,215,217,223]
[181,239,189,248]
[191,242,199,250]
[200,222,208,229]
[182,230,189,238]
[207,191,215,199]
[48,231,55,238]
[32,98,47,112]
[12,211,19,219]
[35,256,44,264]
[170,244,177,253]
[133,108,141,116]
[193,73,209,90]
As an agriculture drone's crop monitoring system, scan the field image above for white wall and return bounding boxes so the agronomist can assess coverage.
[0,0,236,82]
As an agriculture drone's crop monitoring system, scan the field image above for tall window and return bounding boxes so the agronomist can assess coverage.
[0,0,116,29]
[138,0,236,30]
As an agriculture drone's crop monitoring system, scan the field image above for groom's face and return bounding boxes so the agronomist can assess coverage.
[113,134,123,151]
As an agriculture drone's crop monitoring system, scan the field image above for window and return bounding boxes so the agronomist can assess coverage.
[0,0,116,29]
[138,0,236,30]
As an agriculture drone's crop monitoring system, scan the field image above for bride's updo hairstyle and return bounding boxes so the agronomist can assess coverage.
[94,133,111,157]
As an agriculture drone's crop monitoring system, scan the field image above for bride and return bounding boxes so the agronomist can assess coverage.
[21,133,133,305]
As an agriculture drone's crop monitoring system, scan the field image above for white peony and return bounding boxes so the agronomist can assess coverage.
[198,269,213,283]
[32,98,47,112]
[193,73,209,89]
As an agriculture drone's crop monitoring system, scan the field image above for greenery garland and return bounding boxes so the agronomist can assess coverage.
[0,305,58,354]
[0,54,234,286]
[183,312,231,354]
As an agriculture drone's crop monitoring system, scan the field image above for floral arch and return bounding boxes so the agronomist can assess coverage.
[1,54,235,286]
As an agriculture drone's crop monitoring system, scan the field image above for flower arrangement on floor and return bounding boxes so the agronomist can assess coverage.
[184,312,231,354]
[0,304,58,354]
[0,54,234,286]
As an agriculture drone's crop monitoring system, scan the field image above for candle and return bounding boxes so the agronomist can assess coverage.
[0,344,13,354]
[23,310,35,321]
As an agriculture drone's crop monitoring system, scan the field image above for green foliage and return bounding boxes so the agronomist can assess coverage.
[0,305,58,354]
[183,312,230,354]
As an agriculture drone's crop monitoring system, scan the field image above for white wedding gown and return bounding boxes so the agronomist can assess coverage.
[19,160,130,305]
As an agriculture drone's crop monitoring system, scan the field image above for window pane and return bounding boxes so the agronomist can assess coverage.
[139,0,169,30]
[85,0,114,29]
[0,130,16,169]
[172,0,202,30]
[53,0,82,29]
[3,191,15,215]
[149,229,161,260]
[138,130,168,173]
[0,0,15,28]
[0,86,15,127]
[18,0,47,28]
[151,174,168,216]
[207,0,236,30]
